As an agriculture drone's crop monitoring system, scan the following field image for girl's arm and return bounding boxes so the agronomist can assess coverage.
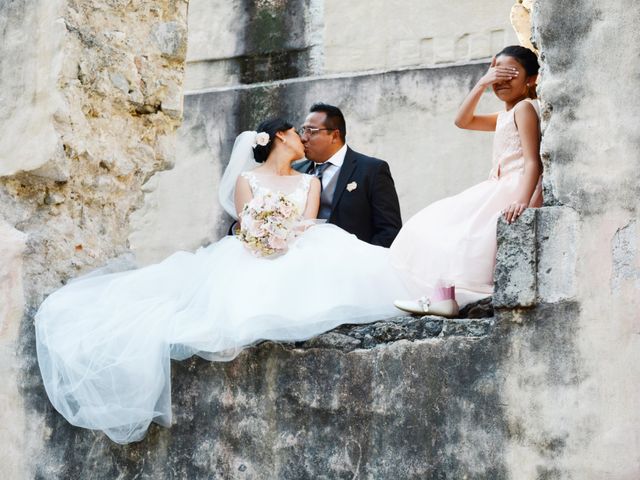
[234,175,253,222]
[302,176,321,219]
[503,101,543,223]
[454,57,518,131]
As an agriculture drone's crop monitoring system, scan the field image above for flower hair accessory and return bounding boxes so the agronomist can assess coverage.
[252,132,270,148]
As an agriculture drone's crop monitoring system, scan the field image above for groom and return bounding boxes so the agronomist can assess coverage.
[294,103,402,247]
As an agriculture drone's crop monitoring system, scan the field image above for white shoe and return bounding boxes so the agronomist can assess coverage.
[394,296,460,318]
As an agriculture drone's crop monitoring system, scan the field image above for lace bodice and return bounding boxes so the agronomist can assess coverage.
[240,171,312,214]
[489,98,540,179]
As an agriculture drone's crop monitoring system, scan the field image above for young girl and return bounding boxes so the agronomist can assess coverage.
[390,45,542,315]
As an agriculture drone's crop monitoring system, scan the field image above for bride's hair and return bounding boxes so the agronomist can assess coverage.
[253,117,294,163]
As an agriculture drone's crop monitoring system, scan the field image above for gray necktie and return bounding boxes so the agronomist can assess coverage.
[314,162,335,220]
[313,162,331,187]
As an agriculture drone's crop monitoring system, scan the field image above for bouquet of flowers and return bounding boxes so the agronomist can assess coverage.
[238,192,305,257]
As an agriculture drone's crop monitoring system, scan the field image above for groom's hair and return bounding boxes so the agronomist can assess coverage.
[310,103,346,143]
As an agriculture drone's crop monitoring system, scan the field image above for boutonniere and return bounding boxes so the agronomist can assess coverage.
[346,181,357,192]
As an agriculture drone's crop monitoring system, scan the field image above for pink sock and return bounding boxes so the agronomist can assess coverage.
[431,285,455,302]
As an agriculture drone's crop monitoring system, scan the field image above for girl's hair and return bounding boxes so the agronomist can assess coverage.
[253,118,294,163]
[496,45,540,76]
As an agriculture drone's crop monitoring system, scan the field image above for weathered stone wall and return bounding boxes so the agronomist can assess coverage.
[185,0,518,90]
[0,1,188,477]
[511,0,535,52]
[0,0,188,299]
[185,0,324,91]
[4,1,640,479]
[494,1,640,477]
[0,0,66,177]
[322,0,518,74]
[21,317,508,479]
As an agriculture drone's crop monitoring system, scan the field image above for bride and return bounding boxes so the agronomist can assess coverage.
[35,117,410,444]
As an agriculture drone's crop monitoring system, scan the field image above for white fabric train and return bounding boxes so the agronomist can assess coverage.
[35,172,410,444]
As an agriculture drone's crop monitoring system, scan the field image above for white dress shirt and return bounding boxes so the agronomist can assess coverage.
[314,144,347,189]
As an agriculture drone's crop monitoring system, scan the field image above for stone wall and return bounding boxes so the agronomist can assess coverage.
[510,0,535,52]
[322,0,518,74]
[185,0,518,91]
[3,1,640,479]
[0,1,188,477]
[185,0,324,91]
[0,0,65,177]
[0,0,188,299]
[21,317,507,479]
[495,1,640,477]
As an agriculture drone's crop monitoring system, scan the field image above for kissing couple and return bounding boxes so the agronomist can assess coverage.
[35,46,543,444]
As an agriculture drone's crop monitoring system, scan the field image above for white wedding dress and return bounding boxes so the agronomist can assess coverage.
[35,170,410,444]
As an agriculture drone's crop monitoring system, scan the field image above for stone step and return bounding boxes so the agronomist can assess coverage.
[281,297,496,353]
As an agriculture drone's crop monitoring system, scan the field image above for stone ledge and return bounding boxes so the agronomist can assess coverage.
[20,301,580,479]
[494,207,579,309]
[278,298,495,353]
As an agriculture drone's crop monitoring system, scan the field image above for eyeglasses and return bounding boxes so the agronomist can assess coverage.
[298,126,336,136]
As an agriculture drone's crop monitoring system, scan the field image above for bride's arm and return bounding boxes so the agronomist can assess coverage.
[503,101,543,223]
[302,176,321,219]
[234,175,253,222]
[454,57,516,131]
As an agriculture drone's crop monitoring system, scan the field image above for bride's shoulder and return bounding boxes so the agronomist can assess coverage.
[289,172,317,189]
[282,171,311,181]
[238,171,259,188]
[290,172,315,186]
[304,174,320,189]
[240,169,264,180]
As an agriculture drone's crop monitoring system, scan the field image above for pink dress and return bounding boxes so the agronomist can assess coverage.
[390,99,542,305]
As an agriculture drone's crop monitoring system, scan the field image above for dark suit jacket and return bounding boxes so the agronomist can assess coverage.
[294,147,402,247]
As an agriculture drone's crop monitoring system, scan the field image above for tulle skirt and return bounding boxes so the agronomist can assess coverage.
[35,224,410,444]
[390,172,542,305]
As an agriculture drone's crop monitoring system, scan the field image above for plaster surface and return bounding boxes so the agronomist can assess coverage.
[184,0,518,90]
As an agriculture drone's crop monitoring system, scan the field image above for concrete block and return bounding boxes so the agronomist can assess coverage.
[536,207,579,303]
[494,208,537,308]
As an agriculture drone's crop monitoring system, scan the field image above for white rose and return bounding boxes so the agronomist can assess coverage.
[255,132,270,147]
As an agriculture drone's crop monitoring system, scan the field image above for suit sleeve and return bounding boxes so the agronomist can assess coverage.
[369,161,402,247]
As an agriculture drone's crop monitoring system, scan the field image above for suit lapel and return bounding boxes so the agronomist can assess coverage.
[331,147,357,211]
